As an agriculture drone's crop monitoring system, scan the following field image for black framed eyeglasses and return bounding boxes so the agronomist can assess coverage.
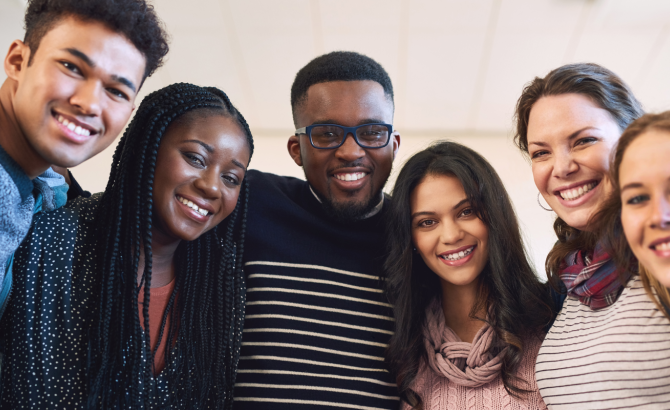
[295,123,393,149]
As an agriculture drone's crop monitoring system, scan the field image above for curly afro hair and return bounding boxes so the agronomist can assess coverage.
[24,0,169,80]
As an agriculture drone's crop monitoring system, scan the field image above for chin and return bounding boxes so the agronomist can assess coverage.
[648,264,670,288]
[559,209,596,231]
[36,144,85,169]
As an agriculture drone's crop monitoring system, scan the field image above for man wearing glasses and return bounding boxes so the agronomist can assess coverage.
[235,51,400,409]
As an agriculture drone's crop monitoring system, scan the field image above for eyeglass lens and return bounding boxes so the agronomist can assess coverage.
[310,125,389,148]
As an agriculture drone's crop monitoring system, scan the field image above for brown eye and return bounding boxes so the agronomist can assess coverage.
[184,153,204,167]
[531,150,548,159]
[61,61,81,74]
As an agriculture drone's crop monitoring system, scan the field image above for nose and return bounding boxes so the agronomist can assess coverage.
[69,80,103,117]
[650,194,670,229]
[551,150,578,179]
[193,168,221,199]
[334,132,365,162]
[438,220,464,245]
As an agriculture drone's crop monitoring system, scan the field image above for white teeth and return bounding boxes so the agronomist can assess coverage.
[177,195,210,216]
[56,115,91,136]
[655,241,670,251]
[560,182,596,201]
[335,172,366,181]
[441,246,475,261]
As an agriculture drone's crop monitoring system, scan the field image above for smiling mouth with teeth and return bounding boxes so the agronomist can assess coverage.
[56,114,92,137]
[440,246,475,261]
[653,240,670,252]
[334,172,367,182]
[558,181,599,201]
[177,195,211,216]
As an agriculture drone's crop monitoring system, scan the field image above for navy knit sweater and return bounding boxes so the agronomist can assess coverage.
[234,170,399,410]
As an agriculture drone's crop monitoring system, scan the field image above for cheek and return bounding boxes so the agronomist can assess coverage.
[471,222,489,251]
[621,209,645,245]
[104,105,133,134]
[531,162,551,192]
[581,144,612,176]
[371,150,393,171]
[212,186,243,225]
[412,230,436,259]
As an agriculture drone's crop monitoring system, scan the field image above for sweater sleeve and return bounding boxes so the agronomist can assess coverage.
[0,146,34,284]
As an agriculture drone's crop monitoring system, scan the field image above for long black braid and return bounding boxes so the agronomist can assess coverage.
[87,83,254,409]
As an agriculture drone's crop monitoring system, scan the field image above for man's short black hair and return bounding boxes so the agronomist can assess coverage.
[24,0,169,80]
[290,51,394,122]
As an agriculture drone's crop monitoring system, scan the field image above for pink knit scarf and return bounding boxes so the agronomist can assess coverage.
[423,300,506,388]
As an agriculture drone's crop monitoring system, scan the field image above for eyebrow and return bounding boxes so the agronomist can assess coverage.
[182,139,214,153]
[411,198,469,219]
[111,74,137,93]
[64,47,137,93]
[621,182,643,193]
[231,159,246,171]
[311,118,386,126]
[528,127,599,148]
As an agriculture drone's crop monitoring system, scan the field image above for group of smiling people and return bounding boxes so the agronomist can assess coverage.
[0,0,669,409]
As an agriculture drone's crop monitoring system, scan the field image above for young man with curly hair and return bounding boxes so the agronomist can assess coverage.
[0,0,169,321]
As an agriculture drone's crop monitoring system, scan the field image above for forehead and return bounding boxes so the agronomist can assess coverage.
[411,174,465,210]
[295,80,394,127]
[35,16,146,79]
[620,130,670,182]
[527,93,618,143]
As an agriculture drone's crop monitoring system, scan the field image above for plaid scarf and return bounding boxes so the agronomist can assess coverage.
[559,244,630,310]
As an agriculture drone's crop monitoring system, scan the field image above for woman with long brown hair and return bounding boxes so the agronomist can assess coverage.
[515,63,670,408]
[385,141,553,409]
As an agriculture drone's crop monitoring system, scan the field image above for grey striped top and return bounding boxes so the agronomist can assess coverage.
[536,276,670,409]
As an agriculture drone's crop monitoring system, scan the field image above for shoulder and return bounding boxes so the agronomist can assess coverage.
[246,169,310,210]
[247,169,306,192]
[0,145,32,201]
[33,194,102,230]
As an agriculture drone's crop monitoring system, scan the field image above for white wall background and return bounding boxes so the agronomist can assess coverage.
[2,0,670,275]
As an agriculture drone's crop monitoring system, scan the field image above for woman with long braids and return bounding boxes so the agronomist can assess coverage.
[0,83,253,409]
[514,63,670,408]
[385,141,553,409]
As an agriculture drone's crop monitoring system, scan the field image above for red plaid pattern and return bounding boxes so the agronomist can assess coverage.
[559,244,630,310]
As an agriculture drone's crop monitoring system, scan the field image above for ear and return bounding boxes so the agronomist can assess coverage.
[391,131,401,160]
[287,134,303,166]
[4,40,30,81]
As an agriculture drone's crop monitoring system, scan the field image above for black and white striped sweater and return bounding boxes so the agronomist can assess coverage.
[234,170,399,410]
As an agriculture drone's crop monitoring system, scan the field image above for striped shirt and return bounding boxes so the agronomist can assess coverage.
[535,276,670,409]
[234,171,398,410]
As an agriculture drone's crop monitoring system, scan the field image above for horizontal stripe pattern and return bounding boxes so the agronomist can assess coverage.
[235,261,398,409]
[536,276,670,409]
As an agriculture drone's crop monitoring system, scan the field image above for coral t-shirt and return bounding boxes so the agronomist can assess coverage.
[138,278,176,375]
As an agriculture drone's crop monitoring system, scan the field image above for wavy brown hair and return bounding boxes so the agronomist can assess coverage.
[594,112,670,320]
[513,63,643,287]
[384,141,554,408]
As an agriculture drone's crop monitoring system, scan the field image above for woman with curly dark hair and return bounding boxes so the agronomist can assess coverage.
[0,83,253,409]
[385,141,553,409]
